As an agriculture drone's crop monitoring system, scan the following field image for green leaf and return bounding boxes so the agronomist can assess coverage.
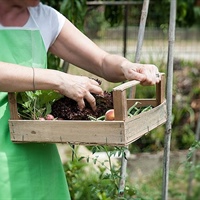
[16,90,63,119]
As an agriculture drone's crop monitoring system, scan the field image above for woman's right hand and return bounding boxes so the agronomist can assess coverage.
[0,63,103,111]
[58,73,104,111]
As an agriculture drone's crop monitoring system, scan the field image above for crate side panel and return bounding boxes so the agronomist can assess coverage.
[9,121,125,145]
[127,99,157,109]
[124,101,167,144]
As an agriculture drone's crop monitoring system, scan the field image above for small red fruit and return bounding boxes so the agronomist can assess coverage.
[105,109,115,121]
[45,114,55,120]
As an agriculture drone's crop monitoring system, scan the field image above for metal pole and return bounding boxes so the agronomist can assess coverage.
[118,1,150,197]
[162,1,176,199]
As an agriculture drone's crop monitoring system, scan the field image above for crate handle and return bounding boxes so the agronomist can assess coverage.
[112,73,165,120]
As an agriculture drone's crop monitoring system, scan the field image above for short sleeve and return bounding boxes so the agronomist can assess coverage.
[28,3,66,51]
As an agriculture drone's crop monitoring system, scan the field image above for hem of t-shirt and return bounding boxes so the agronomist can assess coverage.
[0,26,38,30]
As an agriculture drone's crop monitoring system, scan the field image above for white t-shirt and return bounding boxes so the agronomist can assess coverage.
[0,3,66,51]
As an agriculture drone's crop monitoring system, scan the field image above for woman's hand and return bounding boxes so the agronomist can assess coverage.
[58,74,104,111]
[121,60,161,85]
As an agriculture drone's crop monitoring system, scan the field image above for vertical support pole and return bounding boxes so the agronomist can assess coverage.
[134,0,149,63]
[162,0,176,199]
[118,149,128,196]
[129,0,150,98]
[118,0,150,197]
[123,4,128,57]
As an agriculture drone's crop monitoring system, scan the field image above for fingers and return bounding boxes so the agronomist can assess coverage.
[89,79,104,96]
[140,67,159,85]
[155,72,162,83]
[127,64,161,85]
[77,91,97,111]
[73,77,104,111]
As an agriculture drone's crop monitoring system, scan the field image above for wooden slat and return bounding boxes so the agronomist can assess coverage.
[113,80,140,120]
[127,99,157,109]
[113,80,140,91]
[113,90,127,120]
[124,100,167,144]
[8,93,20,120]
[9,120,125,146]
[156,73,166,105]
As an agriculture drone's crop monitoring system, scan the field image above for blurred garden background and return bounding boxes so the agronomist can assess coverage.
[42,0,200,199]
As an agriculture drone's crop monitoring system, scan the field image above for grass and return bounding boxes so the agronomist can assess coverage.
[126,142,200,200]
[125,162,193,199]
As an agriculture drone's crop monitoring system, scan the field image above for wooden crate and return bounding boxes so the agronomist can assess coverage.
[8,74,166,146]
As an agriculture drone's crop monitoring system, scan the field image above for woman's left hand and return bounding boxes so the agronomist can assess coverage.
[121,61,161,85]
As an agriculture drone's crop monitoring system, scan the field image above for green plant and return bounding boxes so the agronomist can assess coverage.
[60,0,87,31]
[84,8,105,39]
[16,90,62,119]
[104,3,123,27]
[184,141,200,199]
[64,145,136,200]
[63,141,200,199]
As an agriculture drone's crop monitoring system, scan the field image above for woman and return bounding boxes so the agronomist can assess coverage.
[0,0,161,199]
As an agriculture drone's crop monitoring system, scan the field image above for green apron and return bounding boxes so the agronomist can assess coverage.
[0,29,71,199]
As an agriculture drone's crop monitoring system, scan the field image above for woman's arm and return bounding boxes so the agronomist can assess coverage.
[49,19,161,85]
[0,62,59,92]
[0,62,103,110]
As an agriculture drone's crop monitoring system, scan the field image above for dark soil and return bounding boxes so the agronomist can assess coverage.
[51,91,113,120]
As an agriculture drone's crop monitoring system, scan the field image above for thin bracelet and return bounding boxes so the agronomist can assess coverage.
[32,67,36,91]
